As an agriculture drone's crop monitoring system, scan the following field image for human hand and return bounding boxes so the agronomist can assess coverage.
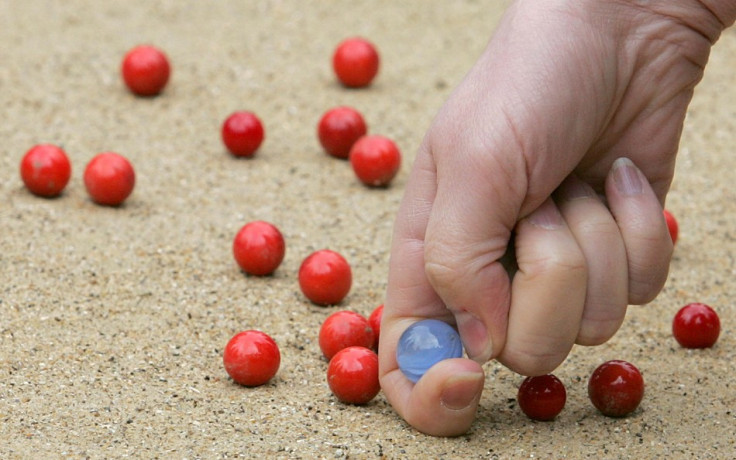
[379,0,734,436]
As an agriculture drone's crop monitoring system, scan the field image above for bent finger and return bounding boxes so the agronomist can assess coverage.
[423,146,524,363]
[605,158,673,304]
[498,198,587,376]
[555,174,629,345]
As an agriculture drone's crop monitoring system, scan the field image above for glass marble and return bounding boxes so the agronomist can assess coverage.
[397,319,464,383]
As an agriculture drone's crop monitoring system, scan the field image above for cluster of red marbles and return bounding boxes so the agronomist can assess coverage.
[19,45,173,205]
[20,144,136,207]
[218,37,400,188]
[517,360,645,421]
[320,307,384,404]
[218,38,391,403]
[19,45,173,206]
[19,38,392,403]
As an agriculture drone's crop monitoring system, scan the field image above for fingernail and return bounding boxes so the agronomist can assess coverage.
[456,311,493,362]
[440,371,485,410]
[558,176,596,201]
[527,199,562,229]
[612,157,643,196]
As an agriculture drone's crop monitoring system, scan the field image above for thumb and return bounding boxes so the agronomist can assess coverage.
[379,344,485,437]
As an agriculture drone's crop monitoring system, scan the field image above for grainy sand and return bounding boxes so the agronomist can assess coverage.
[1,1,735,458]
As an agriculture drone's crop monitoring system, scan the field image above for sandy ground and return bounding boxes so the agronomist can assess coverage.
[1,1,735,458]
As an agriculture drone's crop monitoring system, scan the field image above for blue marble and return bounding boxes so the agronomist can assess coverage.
[397,319,463,383]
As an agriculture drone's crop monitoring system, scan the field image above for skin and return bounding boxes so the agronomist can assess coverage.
[379,0,736,437]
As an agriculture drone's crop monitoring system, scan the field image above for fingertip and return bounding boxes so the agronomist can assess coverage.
[455,311,493,363]
[500,346,568,377]
[610,157,644,197]
[575,313,625,346]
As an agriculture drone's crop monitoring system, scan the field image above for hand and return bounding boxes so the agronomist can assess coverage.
[379,0,732,436]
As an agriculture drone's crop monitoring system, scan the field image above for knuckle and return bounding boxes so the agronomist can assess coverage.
[522,249,587,283]
[424,257,468,293]
[577,218,619,239]
[423,239,491,290]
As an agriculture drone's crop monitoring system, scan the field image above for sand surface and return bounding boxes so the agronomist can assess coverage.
[2,1,735,458]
